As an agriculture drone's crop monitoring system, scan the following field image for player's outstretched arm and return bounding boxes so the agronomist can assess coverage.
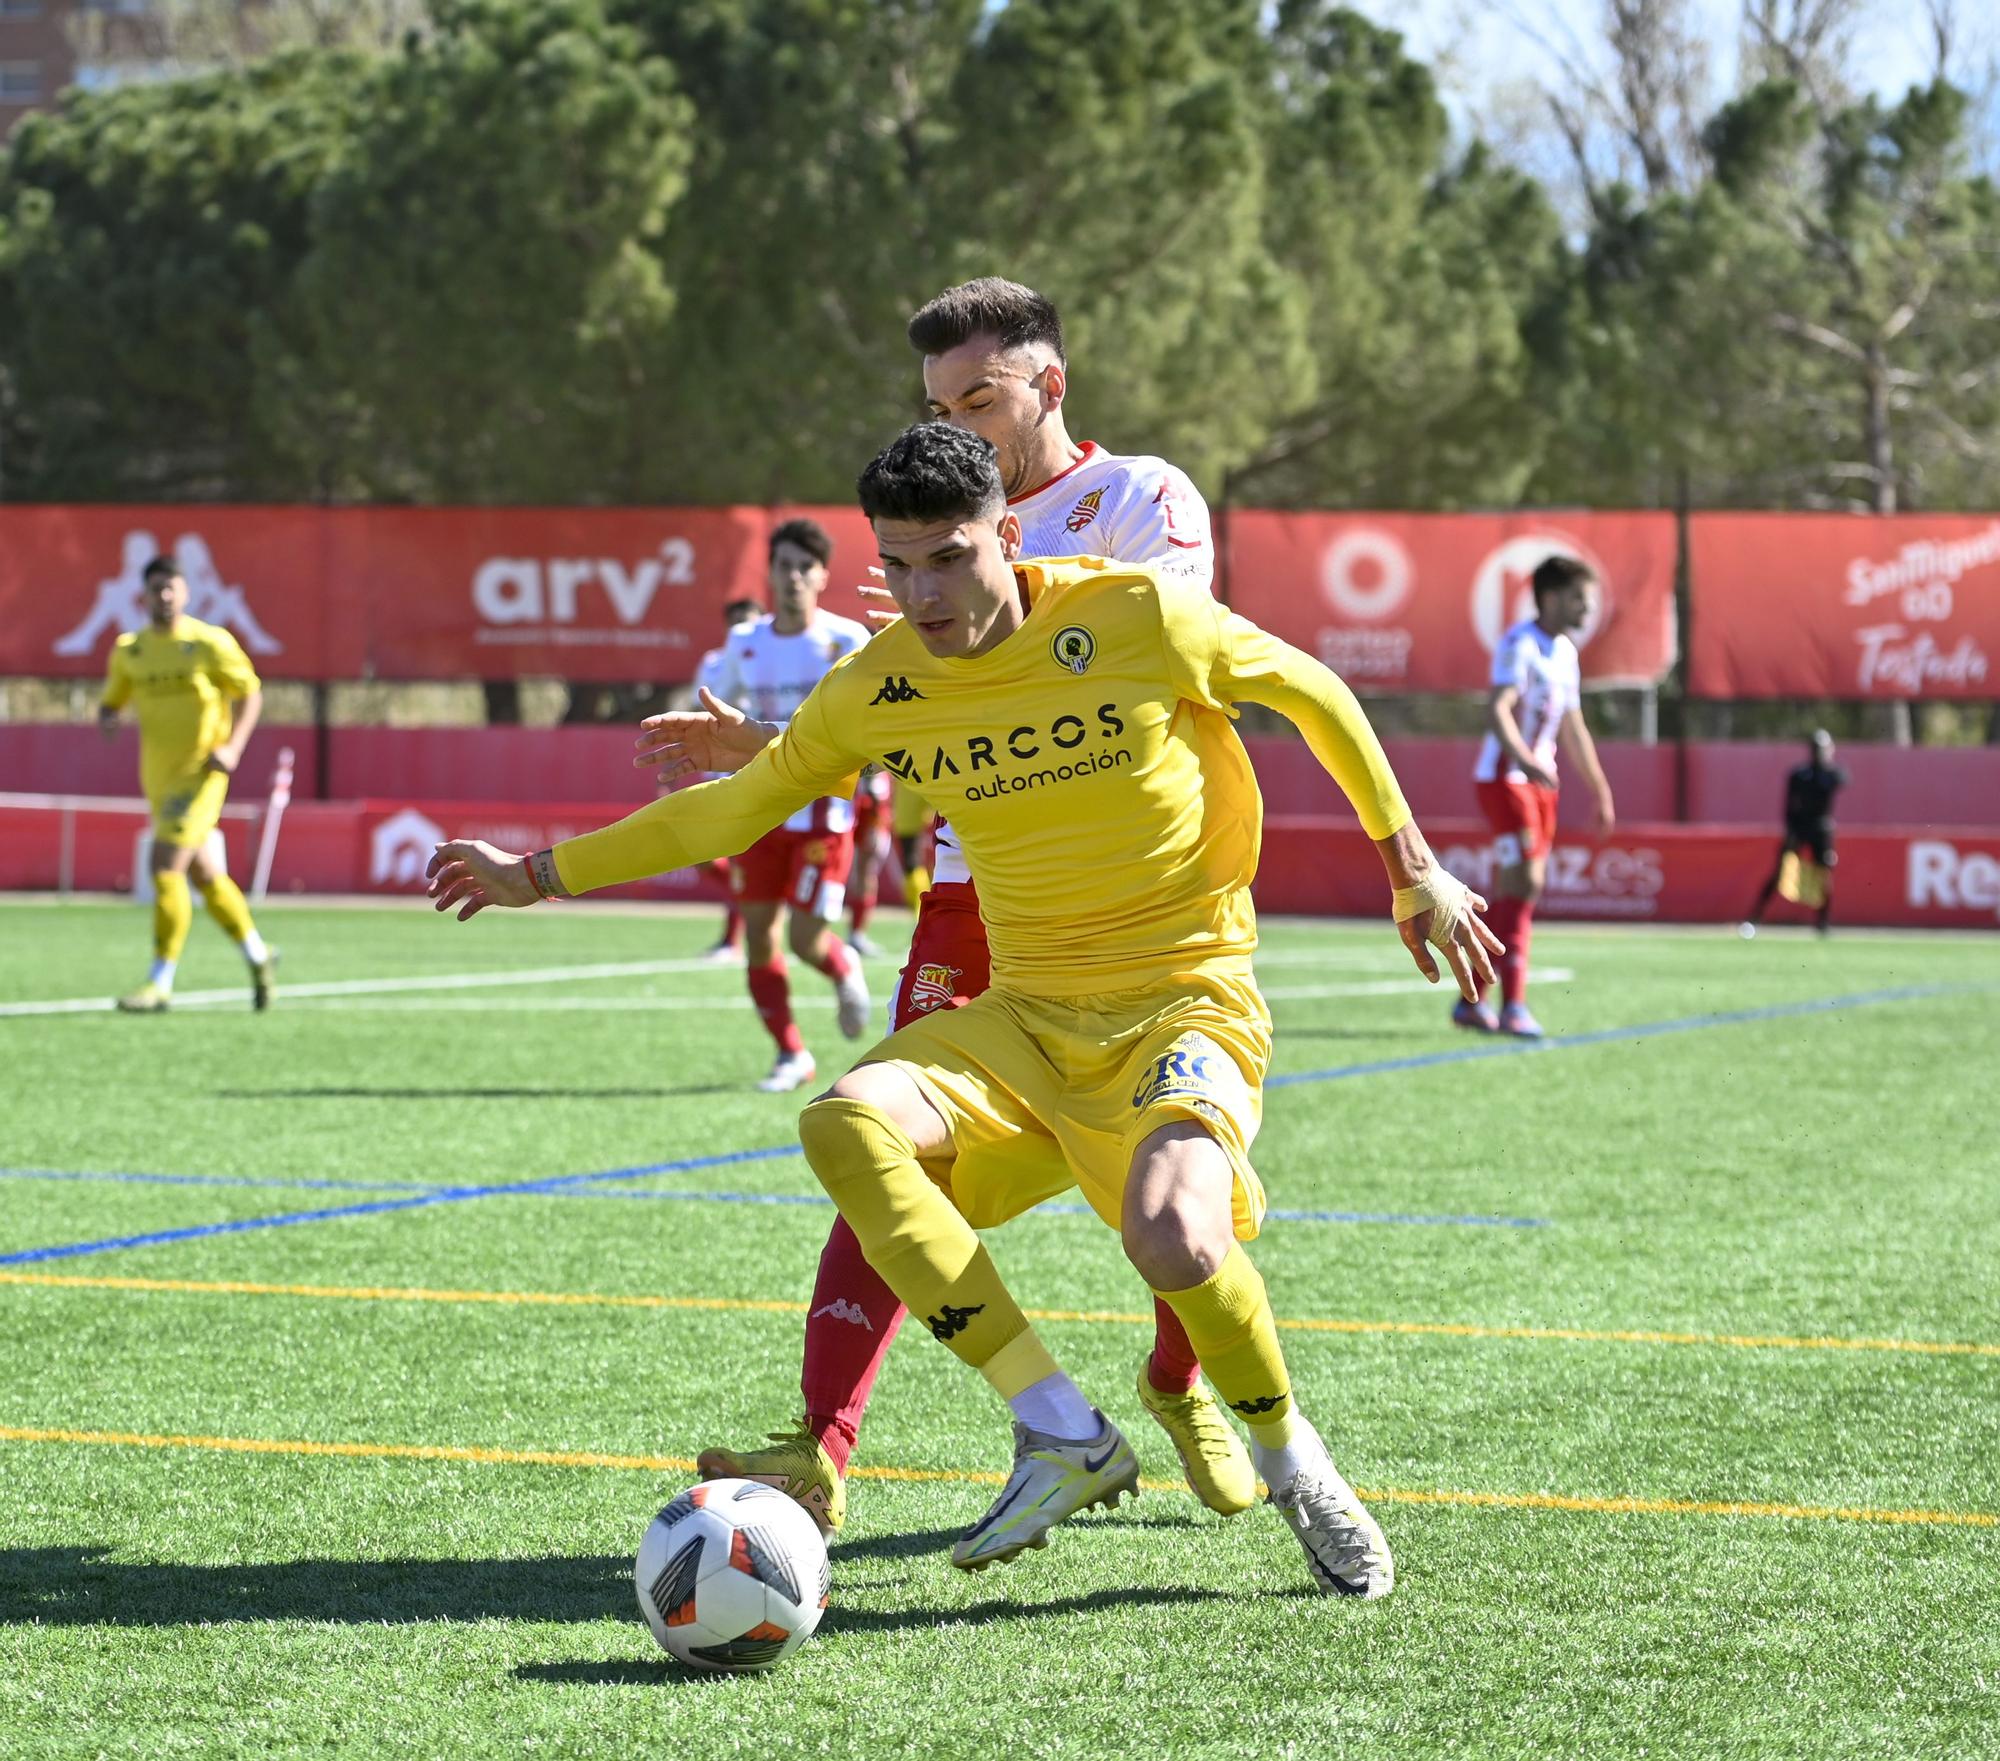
[1376,823,1503,1003]
[427,840,541,920]
[634,688,780,781]
[1182,598,1501,1000]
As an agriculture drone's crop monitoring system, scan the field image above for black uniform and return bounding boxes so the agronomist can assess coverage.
[1782,761,1846,864]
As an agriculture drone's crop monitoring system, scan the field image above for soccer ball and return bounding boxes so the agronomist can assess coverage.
[635,1478,830,1673]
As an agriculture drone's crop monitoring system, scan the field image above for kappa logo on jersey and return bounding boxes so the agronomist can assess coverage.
[926,1302,985,1342]
[905,962,962,1013]
[54,530,285,657]
[870,675,926,705]
[1051,625,1096,675]
[1064,488,1106,534]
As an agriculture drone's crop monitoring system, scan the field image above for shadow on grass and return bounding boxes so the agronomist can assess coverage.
[0,1547,633,1626]
[4,1518,1225,1631]
[513,1585,1234,1686]
[210,1086,737,1101]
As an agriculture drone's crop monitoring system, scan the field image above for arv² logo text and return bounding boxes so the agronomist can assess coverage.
[473,539,696,625]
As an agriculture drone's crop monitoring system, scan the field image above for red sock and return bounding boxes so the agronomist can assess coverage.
[801,1216,907,1474]
[1492,897,1534,1005]
[1146,1297,1202,1395]
[746,960,803,1053]
[804,935,856,982]
[849,892,875,935]
[721,905,742,946]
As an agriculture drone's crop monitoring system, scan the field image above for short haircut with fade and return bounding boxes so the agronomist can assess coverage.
[768,517,833,567]
[722,596,762,624]
[142,555,183,584]
[906,276,1066,366]
[857,423,1007,529]
[1531,555,1595,597]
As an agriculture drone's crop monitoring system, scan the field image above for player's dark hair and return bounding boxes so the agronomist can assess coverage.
[142,555,183,584]
[907,276,1066,366]
[857,423,1007,527]
[722,596,761,625]
[768,517,832,567]
[1531,555,1595,598]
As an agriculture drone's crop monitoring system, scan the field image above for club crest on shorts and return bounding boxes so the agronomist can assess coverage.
[906,962,961,1013]
[1052,625,1096,675]
[1131,1030,1237,1112]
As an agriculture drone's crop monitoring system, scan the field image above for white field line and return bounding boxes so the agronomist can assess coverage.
[0,947,1568,1018]
[160,969,1576,1013]
[0,957,749,1018]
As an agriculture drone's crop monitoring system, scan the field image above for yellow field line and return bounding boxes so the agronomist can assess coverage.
[4,1268,1996,1360]
[1,1423,1991,1530]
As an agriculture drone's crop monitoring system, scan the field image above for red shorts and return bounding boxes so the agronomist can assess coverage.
[853,772,891,832]
[1476,779,1559,864]
[891,880,993,1031]
[732,824,855,918]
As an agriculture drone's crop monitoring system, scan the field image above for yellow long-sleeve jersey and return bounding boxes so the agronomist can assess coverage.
[557,558,1411,997]
[101,618,261,801]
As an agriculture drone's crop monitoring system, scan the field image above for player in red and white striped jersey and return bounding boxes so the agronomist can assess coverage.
[1462,555,1614,1039]
[708,521,874,1092]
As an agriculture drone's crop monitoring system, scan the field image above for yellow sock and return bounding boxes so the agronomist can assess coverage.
[1153,1244,1293,1435]
[906,865,933,904]
[197,872,257,944]
[153,871,193,963]
[798,1096,1056,1398]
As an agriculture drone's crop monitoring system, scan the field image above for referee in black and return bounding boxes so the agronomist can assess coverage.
[1741,730,1848,937]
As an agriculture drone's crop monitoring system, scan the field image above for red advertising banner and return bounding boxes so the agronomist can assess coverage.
[1226,512,1679,690]
[0,504,882,684]
[1689,513,2000,699]
[1252,818,2000,930]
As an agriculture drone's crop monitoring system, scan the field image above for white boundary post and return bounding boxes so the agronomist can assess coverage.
[251,747,295,902]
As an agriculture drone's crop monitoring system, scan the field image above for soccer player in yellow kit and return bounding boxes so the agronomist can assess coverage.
[98,555,276,1012]
[428,425,1498,1598]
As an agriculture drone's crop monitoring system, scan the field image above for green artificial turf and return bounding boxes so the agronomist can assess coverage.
[1,898,1996,1758]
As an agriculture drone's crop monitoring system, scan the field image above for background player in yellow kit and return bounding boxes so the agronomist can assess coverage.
[98,555,276,1012]
[426,424,1500,1599]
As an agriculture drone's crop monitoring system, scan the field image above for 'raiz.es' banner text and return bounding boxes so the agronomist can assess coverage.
[1225,512,1679,690]
[1688,514,1999,699]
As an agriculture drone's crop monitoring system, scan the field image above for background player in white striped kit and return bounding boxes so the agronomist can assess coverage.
[708,520,874,1092]
[638,279,1261,1531]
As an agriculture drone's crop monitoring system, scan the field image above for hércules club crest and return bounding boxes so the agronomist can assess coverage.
[1065,489,1106,534]
[905,962,962,1014]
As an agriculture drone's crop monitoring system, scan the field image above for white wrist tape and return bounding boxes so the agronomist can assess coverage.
[1391,866,1472,950]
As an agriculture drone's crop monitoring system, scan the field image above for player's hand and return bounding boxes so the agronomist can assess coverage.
[426,839,536,920]
[1391,869,1504,1003]
[1520,759,1558,790]
[634,690,777,783]
[205,747,240,775]
[856,566,902,628]
[1593,793,1616,836]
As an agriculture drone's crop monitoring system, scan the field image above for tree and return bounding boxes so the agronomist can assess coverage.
[265,0,692,501]
[0,51,362,498]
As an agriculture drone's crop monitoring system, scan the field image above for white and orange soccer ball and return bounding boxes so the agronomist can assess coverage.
[635,1478,831,1672]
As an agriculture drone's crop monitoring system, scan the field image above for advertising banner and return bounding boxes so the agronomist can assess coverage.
[0,504,880,684]
[1688,513,2000,699]
[1226,511,1678,690]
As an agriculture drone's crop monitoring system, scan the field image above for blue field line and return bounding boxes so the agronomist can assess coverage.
[0,1166,1539,1228]
[5,981,1971,1266]
[1266,982,1971,1089]
[0,1146,801,1267]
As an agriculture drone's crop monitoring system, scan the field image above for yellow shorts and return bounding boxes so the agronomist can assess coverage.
[865,966,1272,1240]
[150,769,230,849]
